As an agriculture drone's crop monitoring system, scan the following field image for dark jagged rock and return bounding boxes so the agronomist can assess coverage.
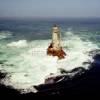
[93,54,100,60]
[0,72,7,79]
[59,68,69,74]
[71,67,85,73]
[89,49,100,56]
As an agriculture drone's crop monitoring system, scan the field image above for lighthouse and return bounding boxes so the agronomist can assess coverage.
[52,25,61,50]
[47,25,66,59]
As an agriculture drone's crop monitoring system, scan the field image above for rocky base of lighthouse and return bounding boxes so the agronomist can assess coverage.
[47,43,66,59]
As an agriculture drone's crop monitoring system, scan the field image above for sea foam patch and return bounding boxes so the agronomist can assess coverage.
[0,31,12,40]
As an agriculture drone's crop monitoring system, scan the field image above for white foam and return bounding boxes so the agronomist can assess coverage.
[7,40,28,48]
[0,31,99,93]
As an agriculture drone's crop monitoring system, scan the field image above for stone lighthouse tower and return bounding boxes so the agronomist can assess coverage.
[52,25,61,50]
[47,25,66,59]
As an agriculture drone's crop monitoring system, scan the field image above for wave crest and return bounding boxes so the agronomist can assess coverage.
[7,40,28,48]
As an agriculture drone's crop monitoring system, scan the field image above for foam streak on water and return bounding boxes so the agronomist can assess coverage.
[0,31,12,40]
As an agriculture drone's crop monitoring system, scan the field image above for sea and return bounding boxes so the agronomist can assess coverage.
[0,18,100,96]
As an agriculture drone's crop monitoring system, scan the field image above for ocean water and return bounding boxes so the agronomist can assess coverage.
[0,18,100,93]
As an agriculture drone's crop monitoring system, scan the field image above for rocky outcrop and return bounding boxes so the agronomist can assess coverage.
[47,43,66,59]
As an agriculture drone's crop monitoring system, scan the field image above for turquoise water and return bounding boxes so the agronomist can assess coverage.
[0,18,100,93]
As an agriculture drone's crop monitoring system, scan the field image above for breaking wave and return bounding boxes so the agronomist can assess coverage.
[0,31,99,93]
[7,40,28,48]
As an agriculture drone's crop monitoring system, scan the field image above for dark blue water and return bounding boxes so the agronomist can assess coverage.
[0,18,100,42]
